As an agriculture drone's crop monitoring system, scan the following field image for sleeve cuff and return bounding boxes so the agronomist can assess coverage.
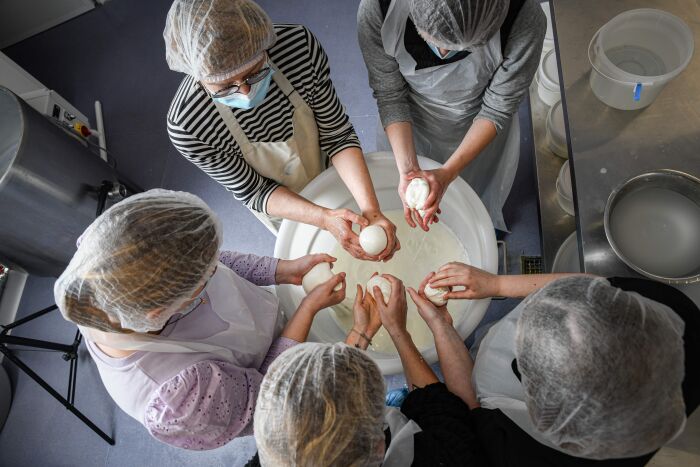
[259,337,300,373]
[474,108,509,133]
[378,102,413,128]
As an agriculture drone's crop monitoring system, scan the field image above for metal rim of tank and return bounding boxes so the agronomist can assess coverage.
[0,86,24,191]
[603,169,700,285]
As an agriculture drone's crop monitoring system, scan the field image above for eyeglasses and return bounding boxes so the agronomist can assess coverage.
[211,65,272,99]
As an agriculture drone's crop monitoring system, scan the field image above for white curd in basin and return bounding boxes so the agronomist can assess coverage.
[330,210,468,354]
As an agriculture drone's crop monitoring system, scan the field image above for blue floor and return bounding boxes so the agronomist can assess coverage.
[0,1,540,465]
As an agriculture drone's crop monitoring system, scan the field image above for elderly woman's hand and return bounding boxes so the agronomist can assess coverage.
[275,254,336,285]
[299,272,346,314]
[372,274,407,335]
[429,262,500,300]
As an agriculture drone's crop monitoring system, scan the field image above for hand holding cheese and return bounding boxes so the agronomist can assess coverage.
[359,225,388,256]
[302,262,343,293]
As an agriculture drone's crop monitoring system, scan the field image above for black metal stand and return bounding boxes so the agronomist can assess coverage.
[0,180,135,446]
[0,306,114,445]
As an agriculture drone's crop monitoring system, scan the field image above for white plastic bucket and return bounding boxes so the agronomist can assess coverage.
[588,9,694,110]
[546,100,568,159]
[556,160,575,216]
[274,153,498,374]
[540,1,554,57]
[537,49,561,106]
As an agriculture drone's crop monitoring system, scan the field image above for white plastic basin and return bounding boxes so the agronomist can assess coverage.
[274,152,498,374]
[537,49,561,107]
[588,9,694,110]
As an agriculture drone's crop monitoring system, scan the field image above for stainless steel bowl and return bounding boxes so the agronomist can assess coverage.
[604,170,700,284]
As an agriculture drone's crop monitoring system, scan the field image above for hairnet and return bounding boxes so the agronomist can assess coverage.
[409,0,509,49]
[54,189,222,333]
[254,343,386,467]
[515,276,686,459]
[163,0,276,82]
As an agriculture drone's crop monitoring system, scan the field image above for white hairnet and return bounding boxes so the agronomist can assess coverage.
[163,0,276,82]
[54,189,222,333]
[254,343,386,467]
[515,276,686,459]
[409,0,509,49]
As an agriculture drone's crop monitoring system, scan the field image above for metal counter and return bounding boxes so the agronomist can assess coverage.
[550,0,700,284]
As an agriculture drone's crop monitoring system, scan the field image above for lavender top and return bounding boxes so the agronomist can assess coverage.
[84,251,298,450]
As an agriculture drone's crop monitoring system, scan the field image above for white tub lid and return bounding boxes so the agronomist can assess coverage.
[539,49,560,90]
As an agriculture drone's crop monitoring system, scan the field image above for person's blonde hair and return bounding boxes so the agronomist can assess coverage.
[255,343,386,466]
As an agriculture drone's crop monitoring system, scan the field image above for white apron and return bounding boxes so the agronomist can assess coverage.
[212,61,323,234]
[378,0,520,231]
[382,406,422,467]
[79,263,281,369]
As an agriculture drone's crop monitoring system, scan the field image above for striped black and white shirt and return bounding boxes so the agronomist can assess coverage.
[167,24,361,214]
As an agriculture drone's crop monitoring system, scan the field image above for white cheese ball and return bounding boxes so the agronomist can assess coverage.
[359,225,388,255]
[424,283,451,306]
[405,178,430,212]
[366,276,392,304]
[302,262,342,294]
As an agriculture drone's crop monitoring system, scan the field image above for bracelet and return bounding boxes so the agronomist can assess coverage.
[350,328,372,346]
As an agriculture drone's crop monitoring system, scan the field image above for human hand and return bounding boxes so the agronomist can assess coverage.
[362,210,401,262]
[429,262,500,299]
[323,208,370,260]
[372,274,408,334]
[275,253,336,285]
[300,272,346,313]
[350,284,382,338]
[407,285,453,330]
[399,169,451,231]
[413,168,455,231]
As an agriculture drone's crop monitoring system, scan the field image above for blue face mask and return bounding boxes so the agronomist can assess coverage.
[213,69,275,110]
[428,43,459,60]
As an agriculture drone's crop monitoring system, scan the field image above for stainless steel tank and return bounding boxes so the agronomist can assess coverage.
[0,86,118,277]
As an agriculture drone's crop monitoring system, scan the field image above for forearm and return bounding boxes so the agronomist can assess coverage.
[496,273,592,298]
[431,321,479,409]
[280,303,318,342]
[218,251,278,286]
[265,186,327,228]
[386,122,419,174]
[390,329,439,390]
[332,147,380,213]
[442,119,497,176]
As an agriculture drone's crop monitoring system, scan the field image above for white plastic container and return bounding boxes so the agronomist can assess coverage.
[588,9,694,110]
[536,49,561,106]
[274,153,498,374]
[546,100,568,159]
[552,231,581,273]
[540,1,554,57]
[556,160,575,216]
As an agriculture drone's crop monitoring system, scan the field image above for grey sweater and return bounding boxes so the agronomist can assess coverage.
[357,0,546,132]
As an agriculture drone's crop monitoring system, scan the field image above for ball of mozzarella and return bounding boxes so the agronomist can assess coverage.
[359,225,388,255]
[366,275,392,304]
[405,178,430,213]
[424,283,451,306]
[302,263,342,294]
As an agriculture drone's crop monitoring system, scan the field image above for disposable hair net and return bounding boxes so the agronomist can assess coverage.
[163,0,276,82]
[409,0,509,49]
[515,276,686,459]
[255,343,386,467]
[54,189,222,333]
